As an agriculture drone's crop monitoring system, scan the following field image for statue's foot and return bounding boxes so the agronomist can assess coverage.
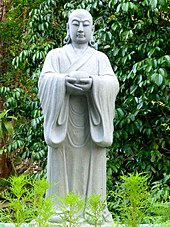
[48,215,63,223]
[48,212,86,224]
[47,209,64,223]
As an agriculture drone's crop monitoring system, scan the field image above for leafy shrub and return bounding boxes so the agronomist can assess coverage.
[0,86,47,176]
[0,175,55,226]
[109,173,154,226]
[57,192,84,227]
[86,194,107,226]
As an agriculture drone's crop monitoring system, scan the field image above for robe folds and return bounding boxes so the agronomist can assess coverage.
[38,44,119,204]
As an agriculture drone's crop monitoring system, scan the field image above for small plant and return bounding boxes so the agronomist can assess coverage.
[0,205,11,223]
[57,192,84,227]
[2,175,33,226]
[152,201,170,225]
[0,175,55,226]
[109,173,154,227]
[86,194,106,227]
[148,174,170,226]
[30,178,55,227]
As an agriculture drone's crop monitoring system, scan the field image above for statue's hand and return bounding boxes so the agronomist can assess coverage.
[65,71,92,95]
[65,76,84,95]
[75,77,93,93]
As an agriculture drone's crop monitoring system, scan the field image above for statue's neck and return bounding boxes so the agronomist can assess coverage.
[71,43,89,55]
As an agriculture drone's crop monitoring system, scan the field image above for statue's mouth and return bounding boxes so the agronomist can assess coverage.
[77,34,85,38]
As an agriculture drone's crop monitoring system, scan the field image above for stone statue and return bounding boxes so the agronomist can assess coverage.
[38,9,119,224]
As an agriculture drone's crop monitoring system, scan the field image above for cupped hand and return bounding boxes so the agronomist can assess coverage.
[65,76,84,95]
[75,77,93,92]
[65,71,93,95]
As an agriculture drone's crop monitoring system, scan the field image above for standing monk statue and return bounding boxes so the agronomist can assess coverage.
[38,9,119,224]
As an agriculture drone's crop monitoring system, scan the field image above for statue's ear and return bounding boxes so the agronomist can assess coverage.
[63,23,71,44]
[66,23,69,32]
[92,25,95,33]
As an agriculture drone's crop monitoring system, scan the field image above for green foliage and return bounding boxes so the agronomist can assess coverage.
[2,175,33,225]
[108,173,170,226]
[0,86,47,175]
[56,192,109,226]
[0,0,44,84]
[57,192,84,227]
[109,173,154,226]
[151,174,170,202]
[30,178,55,227]
[12,0,67,75]
[0,0,49,176]
[150,174,170,226]
[86,194,106,226]
[0,175,55,226]
[0,0,72,177]
[152,201,170,225]
[2,174,170,225]
[103,0,170,186]
[0,109,17,152]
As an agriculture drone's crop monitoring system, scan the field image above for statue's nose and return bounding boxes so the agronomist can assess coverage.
[78,23,83,32]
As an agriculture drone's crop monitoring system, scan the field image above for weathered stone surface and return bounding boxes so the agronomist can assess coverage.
[38,9,119,223]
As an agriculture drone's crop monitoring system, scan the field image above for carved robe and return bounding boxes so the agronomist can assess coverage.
[38,44,119,204]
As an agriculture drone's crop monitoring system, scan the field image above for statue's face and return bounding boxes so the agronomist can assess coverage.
[68,10,94,45]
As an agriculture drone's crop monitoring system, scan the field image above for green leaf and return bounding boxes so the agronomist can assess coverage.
[7,116,17,121]
[122,3,129,12]
[159,0,168,9]
[129,2,137,10]
[151,0,157,9]
[148,48,155,57]
[137,102,143,110]
[153,59,158,68]
[0,112,6,119]
[158,68,167,77]
[116,4,121,12]
[164,55,170,67]
[151,73,163,86]
[116,108,124,118]
[4,121,14,136]
[130,85,137,94]
[146,65,152,72]
[132,64,137,74]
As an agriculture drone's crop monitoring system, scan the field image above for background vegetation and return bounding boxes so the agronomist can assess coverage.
[0,0,170,212]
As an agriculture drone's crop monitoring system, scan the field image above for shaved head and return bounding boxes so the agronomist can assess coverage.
[68,9,93,25]
[64,9,95,47]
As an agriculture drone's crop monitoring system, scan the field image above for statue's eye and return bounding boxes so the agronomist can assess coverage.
[83,21,90,26]
[72,22,79,26]
[72,20,79,26]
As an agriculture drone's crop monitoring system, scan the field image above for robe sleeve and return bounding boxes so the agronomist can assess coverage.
[38,49,69,148]
[89,52,119,147]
